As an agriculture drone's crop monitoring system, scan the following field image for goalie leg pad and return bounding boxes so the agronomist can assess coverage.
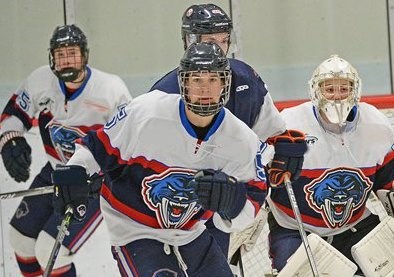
[228,206,268,259]
[351,216,394,277]
[376,189,394,217]
[277,233,357,277]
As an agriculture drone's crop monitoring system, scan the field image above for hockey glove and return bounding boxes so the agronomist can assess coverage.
[0,131,32,182]
[52,165,90,222]
[267,130,307,188]
[190,169,247,220]
[88,172,104,199]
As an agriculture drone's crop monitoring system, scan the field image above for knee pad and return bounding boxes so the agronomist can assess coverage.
[35,231,75,269]
[9,226,36,257]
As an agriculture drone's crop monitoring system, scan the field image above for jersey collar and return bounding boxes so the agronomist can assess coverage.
[179,100,225,141]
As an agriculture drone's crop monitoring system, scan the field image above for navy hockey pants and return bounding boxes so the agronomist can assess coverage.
[111,229,233,277]
[10,162,102,267]
[205,217,230,257]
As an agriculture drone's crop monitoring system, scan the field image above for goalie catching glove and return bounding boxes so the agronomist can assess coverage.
[0,131,32,182]
[52,165,103,222]
[267,130,307,188]
[190,169,247,220]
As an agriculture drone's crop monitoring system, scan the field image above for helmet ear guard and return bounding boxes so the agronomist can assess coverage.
[178,42,232,117]
[48,24,89,82]
[308,55,362,125]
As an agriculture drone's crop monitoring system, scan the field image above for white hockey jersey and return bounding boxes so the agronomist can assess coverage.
[68,90,268,246]
[267,101,394,236]
[0,65,132,165]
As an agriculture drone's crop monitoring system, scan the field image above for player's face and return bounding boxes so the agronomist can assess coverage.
[188,32,230,54]
[53,46,83,71]
[320,78,353,101]
[186,72,224,105]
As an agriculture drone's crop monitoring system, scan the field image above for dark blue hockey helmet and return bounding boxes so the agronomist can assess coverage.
[178,42,232,116]
[181,4,233,50]
[49,24,89,82]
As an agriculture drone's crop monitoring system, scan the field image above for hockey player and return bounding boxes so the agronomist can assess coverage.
[150,3,296,258]
[152,3,286,141]
[50,42,272,276]
[267,55,394,274]
[0,24,132,276]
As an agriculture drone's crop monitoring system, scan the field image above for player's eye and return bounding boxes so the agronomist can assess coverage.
[347,184,355,190]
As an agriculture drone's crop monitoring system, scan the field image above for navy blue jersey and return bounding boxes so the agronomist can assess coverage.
[150,58,286,141]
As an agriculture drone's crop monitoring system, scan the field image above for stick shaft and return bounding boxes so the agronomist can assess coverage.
[284,175,319,277]
[0,186,54,200]
[43,207,73,277]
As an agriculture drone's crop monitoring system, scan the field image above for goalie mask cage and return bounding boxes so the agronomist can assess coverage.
[229,94,393,277]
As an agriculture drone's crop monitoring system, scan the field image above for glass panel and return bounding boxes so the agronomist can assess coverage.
[237,0,390,100]
[1,1,390,104]
[0,1,393,276]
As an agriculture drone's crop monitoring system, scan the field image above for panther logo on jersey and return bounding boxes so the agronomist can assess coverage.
[305,134,318,144]
[304,167,372,228]
[48,122,86,163]
[142,168,200,229]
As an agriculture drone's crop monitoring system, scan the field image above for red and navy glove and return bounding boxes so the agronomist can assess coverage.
[267,130,307,188]
[189,169,247,220]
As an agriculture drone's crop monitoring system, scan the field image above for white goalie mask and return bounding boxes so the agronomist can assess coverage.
[309,55,362,125]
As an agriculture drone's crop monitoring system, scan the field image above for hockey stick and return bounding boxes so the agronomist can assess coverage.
[0,173,103,200]
[0,186,54,200]
[43,206,73,277]
[229,247,245,277]
[284,175,319,277]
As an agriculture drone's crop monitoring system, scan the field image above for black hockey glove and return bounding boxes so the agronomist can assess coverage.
[0,132,32,182]
[52,165,90,222]
[267,130,307,188]
[190,169,247,220]
[88,172,104,199]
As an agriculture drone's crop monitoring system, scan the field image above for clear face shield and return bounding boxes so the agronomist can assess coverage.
[315,75,357,125]
[185,31,237,56]
[179,70,231,116]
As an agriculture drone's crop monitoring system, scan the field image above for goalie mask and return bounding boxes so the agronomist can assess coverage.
[178,42,232,117]
[49,24,89,82]
[181,4,235,54]
[309,55,361,126]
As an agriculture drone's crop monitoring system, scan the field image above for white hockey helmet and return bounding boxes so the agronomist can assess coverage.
[309,55,361,125]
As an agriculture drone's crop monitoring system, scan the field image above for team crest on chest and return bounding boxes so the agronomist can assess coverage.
[141,168,200,229]
[304,167,372,228]
[48,122,86,163]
